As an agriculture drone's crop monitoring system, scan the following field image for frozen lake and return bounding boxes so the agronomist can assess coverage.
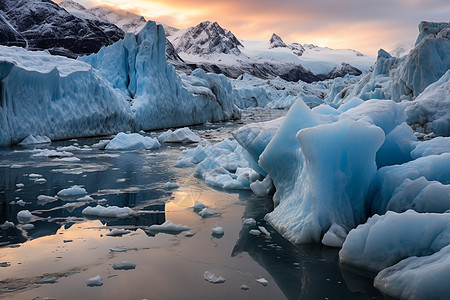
[0,109,384,299]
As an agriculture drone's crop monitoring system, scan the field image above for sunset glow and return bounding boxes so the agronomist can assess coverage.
[71,0,450,55]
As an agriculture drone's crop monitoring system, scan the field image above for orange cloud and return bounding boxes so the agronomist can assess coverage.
[85,0,448,54]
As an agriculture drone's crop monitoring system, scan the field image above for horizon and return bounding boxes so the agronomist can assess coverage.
[62,0,450,55]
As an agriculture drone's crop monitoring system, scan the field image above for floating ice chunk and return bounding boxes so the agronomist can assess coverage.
[193,201,206,212]
[17,210,33,223]
[29,174,42,178]
[204,271,226,284]
[198,208,219,218]
[249,229,261,236]
[38,277,58,284]
[22,224,34,230]
[16,200,26,206]
[242,218,257,226]
[110,247,128,252]
[164,182,180,189]
[37,195,58,205]
[112,262,136,270]
[31,149,73,158]
[34,178,47,184]
[16,183,24,188]
[53,157,81,162]
[57,186,87,197]
[250,176,274,196]
[82,205,134,219]
[321,223,347,248]
[174,158,195,168]
[240,284,249,290]
[256,278,268,286]
[157,129,173,142]
[10,164,24,169]
[86,275,103,287]
[56,145,82,151]
[105,132,160,150]
[1,221,14,229]
[76,196,94,202]
[0,262,10,267]
[212,225,224,236]
[258,226,271,238]
[185,232,195,237]
[91,140,111,150]
[106,229,131,237]
[19,135,51,145]
[148,220,190,234]
[163,127,201,143]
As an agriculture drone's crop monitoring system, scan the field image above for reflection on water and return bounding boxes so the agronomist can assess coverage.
[0,109,385,300]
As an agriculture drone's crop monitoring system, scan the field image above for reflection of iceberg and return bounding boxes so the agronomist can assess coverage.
[232,195,382,300]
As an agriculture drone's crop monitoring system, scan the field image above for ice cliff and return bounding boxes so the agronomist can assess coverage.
[0,21,240,147]
[80,21,240,131]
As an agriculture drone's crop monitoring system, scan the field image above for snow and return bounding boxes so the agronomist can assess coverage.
[57,186,87,198]
[112,262,136,270]
[162,128,201,143]
[148,220,189,234]
[204,271,226,284]
[17,210,33,223]
[18,135,51,145]
[105,132,160,150]
[86,275,103,287]
[82,205,134,218]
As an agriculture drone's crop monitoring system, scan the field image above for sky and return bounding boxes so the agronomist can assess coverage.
[74,0,450,55]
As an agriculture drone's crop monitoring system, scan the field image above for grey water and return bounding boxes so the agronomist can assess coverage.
[0,108,385,299]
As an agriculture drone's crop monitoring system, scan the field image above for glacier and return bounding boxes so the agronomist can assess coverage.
[80,21,240,131]
[0,21,240,147]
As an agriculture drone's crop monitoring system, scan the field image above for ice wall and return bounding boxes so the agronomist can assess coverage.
[80,21,240,131]
[0,46,133,146]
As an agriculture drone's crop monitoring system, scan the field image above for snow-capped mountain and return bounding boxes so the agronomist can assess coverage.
[0,0,124,58]
[327,62,362,78]
[168,21,375,82]
[269,33,288,48]
[171,21,243,56]
[58,0,147,34]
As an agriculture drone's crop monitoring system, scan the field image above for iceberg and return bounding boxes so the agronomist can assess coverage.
[0,21,240,147]
[340,210,450,272]
[80,21,240,132]
[0,46,133,147]
[264,118,384,244]
[82,205,134,218]
[105,132,160,150]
